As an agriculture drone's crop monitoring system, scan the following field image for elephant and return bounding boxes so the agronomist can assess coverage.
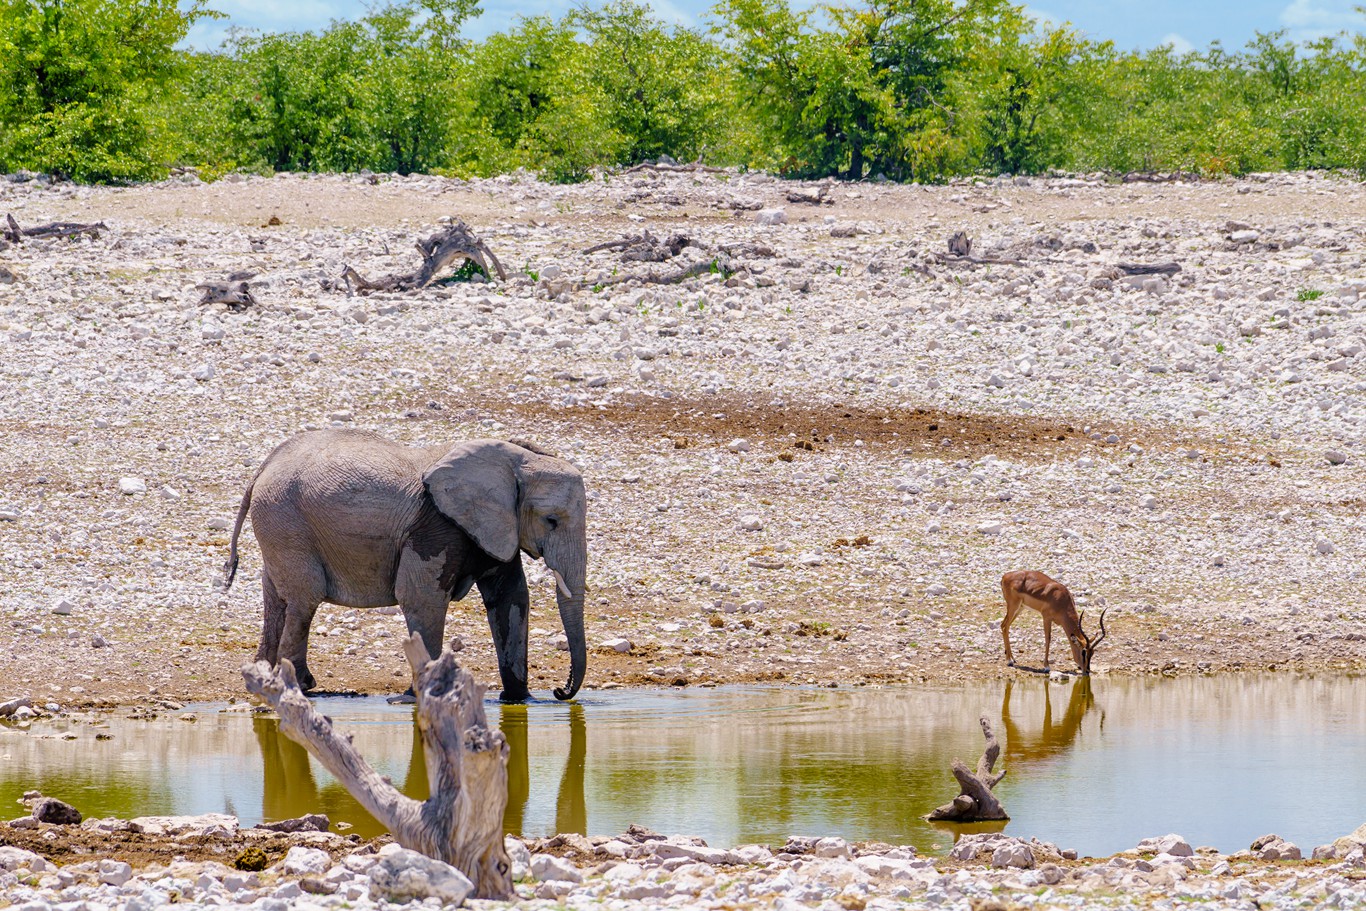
[222,429,588,702]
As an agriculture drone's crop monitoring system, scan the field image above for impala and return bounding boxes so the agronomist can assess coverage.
[1000,570,1107,674]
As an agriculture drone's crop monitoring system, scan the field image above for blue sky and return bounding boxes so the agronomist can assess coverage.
[185,0,1366,53]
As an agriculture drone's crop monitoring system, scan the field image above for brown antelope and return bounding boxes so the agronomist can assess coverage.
[1000,570,1107,674]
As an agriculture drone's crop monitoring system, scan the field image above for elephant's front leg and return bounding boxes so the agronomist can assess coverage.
[395,547,455,676]
[478,560,531,702]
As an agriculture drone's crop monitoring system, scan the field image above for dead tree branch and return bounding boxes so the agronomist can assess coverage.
[786,186,832,205]
[601,256,725,287]
[242,635,513,899]
[1115,261,1182,276]
[331,222,506,295]
[583,230,693,262]
[5,213,107,243]
[926,716,1009,822]
[622,158,730,176]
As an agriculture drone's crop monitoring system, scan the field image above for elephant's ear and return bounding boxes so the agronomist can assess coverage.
[423,441,519,562]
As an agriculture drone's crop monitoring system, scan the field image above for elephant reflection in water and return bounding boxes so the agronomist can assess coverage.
[255,703,587,837]
[1000,676,1102,769]
[254,714,428,835]
[502,703,586,837]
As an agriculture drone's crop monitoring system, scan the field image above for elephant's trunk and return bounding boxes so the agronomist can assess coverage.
[545,551,586,701]
[552,592,586,701]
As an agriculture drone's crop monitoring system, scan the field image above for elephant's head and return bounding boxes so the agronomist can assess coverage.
[423,440,588,701]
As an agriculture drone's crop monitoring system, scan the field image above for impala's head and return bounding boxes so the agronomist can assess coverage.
[1069,609,1108,675]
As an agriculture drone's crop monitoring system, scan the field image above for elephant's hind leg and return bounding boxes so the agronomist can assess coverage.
[267,561,326,692]
[255,572,286,665]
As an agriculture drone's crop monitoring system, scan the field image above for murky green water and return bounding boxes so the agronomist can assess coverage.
[2,675,1363,856]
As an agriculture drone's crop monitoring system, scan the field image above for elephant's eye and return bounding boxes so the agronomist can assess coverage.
[545,515,559,530]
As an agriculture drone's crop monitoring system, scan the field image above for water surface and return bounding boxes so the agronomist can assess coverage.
[1,674,1362,856]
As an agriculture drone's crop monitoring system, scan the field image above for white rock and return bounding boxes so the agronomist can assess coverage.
[191,363,215,382]
[505,836,532,880]
[728,438,751,453]
[601,637,632,652]
[977,521,1003,535]
[99,859,133,886]
[1137,833,1193,857]
[1316,537,1335,555]
[369,848,473,904]
[1325,449,1348,465]
[279,846,330,875]
[739,514,763,531]
[992,843,1035,869]
[755,209,788,226]
[813,836,850,858]
[0,846,46,871]
[530,853,583,883]
[926,583,948,596]
[1139,494,1158,509]
[51,598,75,616]
[119,477,147,495]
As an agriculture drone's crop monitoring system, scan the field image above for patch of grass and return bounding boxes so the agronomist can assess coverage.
[1296,288,1324,301]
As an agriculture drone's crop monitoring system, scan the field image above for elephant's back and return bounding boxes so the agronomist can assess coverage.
[249,431,423,602]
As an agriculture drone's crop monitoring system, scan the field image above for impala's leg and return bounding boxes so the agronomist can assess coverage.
[1043,617,1053,669]
[1001,581,1020,666]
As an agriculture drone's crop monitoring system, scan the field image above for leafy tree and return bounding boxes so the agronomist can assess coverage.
[0,0,217,181]
[570,1,729,165]
[452,16,626,181]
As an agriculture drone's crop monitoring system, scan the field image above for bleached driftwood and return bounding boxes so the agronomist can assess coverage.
[333,222,507,295]
[926,716,1010,822]
[242,634,513,899]
[5,213,108,243]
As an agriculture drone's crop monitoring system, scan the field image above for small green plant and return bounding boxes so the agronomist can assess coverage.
[835,264,844,276]
[523,264,539,281]
[441,260,489,283]
[592,283,605,293]
[1296,288,1323,301]
[1215,342,1226,353]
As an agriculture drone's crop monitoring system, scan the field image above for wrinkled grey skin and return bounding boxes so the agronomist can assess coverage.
[224,430,588,702]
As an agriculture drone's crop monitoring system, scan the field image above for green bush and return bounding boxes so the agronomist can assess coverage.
[0,0,216,182]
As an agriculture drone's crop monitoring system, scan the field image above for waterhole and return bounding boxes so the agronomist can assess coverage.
[2,674,1362,855]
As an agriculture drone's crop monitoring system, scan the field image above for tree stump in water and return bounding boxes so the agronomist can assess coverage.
[925,716,1010,822]
[242,634,513,899]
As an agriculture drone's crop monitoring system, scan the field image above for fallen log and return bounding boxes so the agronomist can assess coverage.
[5,213,108,243]
[1115,261,1181,276]
[333,222,506,295]
[786,186,832,205]
[600,256,725,287]
[242,634,513,899]
[622,158,729,176]
[583,230,692,262]
[196,280,257,311]
[925,716,1009,822]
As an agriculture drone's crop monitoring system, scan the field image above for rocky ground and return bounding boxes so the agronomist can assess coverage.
[1,167,1363,703]
[1,168,1366,908]
[2,811,1366,911]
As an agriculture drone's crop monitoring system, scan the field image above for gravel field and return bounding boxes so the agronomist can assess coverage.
[1,168,1364,705]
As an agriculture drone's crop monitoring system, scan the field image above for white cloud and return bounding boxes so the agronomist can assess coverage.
[1021,5,1065,31]
[1279,0,1364,40]
[1158,32,1196,54]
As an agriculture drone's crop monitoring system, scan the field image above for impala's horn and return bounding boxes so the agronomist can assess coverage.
[1091,608,1109,649]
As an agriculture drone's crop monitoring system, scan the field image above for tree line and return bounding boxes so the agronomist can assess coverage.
[1,0,1363,184]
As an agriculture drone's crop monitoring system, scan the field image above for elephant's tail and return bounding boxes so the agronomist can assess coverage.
[222,474,258,591]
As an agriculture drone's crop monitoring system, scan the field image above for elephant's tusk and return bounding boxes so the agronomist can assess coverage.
[550,568,573,599]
